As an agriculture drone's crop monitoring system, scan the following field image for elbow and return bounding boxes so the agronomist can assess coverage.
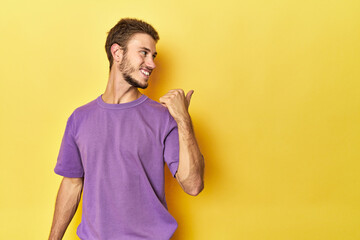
[186,180,204,196]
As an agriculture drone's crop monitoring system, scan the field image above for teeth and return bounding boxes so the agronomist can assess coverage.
[141,69,150,76]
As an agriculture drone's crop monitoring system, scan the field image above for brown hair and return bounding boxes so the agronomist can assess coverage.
[105,18,160,71]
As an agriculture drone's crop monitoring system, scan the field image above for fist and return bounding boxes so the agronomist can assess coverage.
[159,89,194,121]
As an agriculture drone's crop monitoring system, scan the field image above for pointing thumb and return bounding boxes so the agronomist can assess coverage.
[186,90,194,106]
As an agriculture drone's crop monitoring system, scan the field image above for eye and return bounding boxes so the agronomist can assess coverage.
[140,51,147,56]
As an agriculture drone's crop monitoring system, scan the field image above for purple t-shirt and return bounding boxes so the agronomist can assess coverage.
[54,94,180,240]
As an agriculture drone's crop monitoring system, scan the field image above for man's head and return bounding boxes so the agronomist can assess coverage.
[115,32,158,89]
[105,18,159,71]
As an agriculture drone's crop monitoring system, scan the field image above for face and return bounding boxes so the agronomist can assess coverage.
[117,33,157,89]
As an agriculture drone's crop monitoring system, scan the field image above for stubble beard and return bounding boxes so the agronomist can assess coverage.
[119,54,148,89]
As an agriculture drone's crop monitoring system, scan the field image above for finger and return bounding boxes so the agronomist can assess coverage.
[169,89,184,96]
[159,97,166,104]
[186,90,194,104]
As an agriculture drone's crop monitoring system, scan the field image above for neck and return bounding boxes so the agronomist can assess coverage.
[102,66,142,104]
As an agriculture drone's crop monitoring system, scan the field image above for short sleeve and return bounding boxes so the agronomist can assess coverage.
[163,113,180,178]
[54,111,84,178]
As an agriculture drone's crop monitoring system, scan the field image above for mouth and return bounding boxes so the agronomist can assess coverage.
[140,68,151,78]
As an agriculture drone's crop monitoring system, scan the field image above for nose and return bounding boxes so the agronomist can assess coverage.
[146,57,156,70]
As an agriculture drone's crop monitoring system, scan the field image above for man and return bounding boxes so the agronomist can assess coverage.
[48,18,204,240]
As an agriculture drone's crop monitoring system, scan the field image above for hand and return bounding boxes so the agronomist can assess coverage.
[159,89,194,122]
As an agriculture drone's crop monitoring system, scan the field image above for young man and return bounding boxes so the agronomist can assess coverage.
[49,18,204,240]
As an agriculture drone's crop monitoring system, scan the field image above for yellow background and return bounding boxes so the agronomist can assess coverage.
[1,0,359,239]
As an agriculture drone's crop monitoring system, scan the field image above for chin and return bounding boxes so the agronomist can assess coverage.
[135,78,149,89]
[137,83,148,89]
[124,73,149,89]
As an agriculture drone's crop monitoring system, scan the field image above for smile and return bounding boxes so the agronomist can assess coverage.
[140,69,150,77]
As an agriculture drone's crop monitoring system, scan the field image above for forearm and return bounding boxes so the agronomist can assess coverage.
[49,177,83,240]
[175,114,204,196]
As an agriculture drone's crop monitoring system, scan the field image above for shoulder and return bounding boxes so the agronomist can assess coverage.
[75,97,98,113]
[142,96,172,117]
[67,96,98,122]
[142,96,177,129]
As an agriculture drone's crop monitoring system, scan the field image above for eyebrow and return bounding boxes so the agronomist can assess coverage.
[140,47,157,57]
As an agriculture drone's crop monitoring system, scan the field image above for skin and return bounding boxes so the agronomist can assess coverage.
[49,32,204,239]
[49,177,83,240]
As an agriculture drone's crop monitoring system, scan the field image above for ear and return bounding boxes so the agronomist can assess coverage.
[111,43,124,63]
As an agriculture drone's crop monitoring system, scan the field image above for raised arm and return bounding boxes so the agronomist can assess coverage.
[160,89,205,196]
[49,177,84,240]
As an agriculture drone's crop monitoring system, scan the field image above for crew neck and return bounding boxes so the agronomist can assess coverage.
[96,94,148,109]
